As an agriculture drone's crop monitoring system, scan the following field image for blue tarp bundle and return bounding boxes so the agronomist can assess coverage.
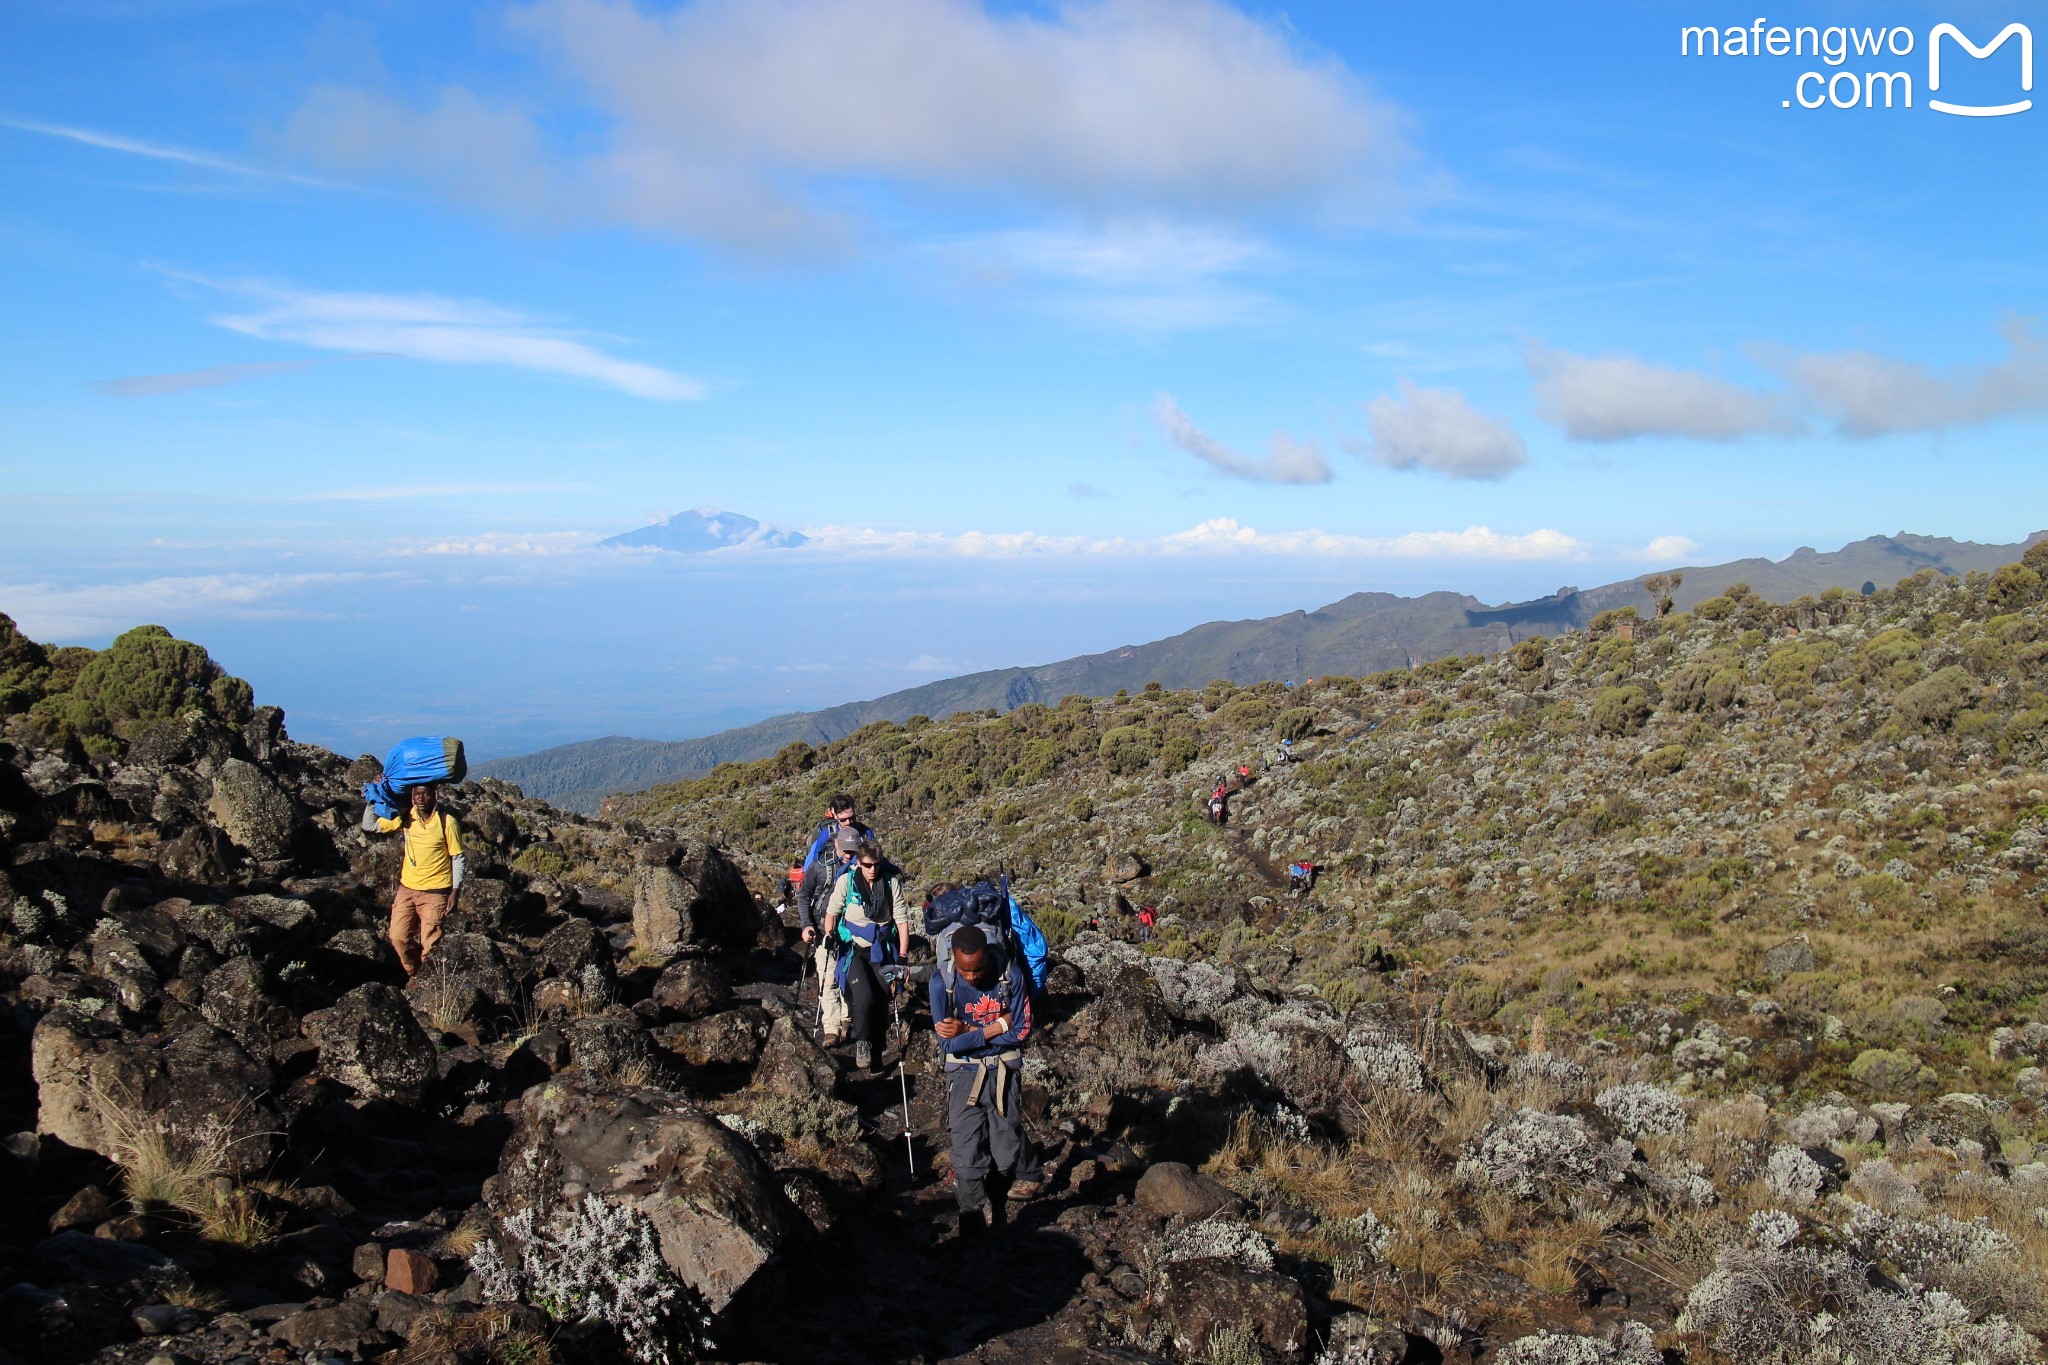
[362,735,466,820]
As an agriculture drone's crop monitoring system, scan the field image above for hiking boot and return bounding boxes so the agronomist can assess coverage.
[854,1040,873,1071]
[1007,1179,1044,1204]
[824,1028,847,1047]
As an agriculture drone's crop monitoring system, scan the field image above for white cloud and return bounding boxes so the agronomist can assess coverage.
[1526,343,1792,442]
[952,222,1271,291]
[381,518,1687,565]
[94,359,332,397]
[1527,322,2048,443]
[181,275,702,400]
[1771,319,2048,437]
[0,572,367,639]
[1642,535,1704,561]
[1355,378,1527,480]
[777,519,1672,562]
[1154,520,1581,558]
[283,0,1406,255]
[937,221,1281,331]
[1153,394,1334,485]
[1,116,333,187]
[394,532,607,556]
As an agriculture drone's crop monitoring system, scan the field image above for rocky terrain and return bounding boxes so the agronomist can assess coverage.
[4,547,2048,1364]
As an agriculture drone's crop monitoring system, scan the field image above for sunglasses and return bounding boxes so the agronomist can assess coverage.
[858,859,878,869]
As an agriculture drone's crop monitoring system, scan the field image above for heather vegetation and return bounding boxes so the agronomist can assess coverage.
[0,615,258,759]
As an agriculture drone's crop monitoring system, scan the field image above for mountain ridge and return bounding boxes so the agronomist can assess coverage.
[478,530,2042,811]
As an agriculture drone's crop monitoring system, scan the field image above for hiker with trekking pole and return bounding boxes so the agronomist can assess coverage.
[799,792,872,873]
[932,922,1044,1237]
[797,828,863,1044]
[922,874,1052,1232]
[820,837,912,1072]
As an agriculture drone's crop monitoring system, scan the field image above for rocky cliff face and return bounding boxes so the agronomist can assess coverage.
[4,555,2048,1364]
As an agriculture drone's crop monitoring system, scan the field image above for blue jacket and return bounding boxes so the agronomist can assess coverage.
[799,819,874,873]
[931,951,1033,1062]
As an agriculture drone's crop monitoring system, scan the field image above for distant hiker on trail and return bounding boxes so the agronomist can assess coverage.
[1271,736,1295,767]
[798,828,862,1044]
[1288,861,1317,899]
[799,793,872,873]
[782,857,803,913]
[933,924,1042,1236]
[367,784,464,978]
[1237,762,1254,786]
[822,837,912,1072]
[1206,779,1229,826]
[1138,906,1157,941]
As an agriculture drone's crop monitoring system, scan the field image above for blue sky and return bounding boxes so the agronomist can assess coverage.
[3,0,2044,758]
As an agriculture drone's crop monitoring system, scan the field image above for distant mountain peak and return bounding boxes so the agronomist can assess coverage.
[600,508,808,552]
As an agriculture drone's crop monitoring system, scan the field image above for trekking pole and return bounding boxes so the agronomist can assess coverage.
[896,1056,916,1177]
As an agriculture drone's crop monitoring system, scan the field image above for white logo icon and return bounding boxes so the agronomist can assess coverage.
[1928,22,2032,116]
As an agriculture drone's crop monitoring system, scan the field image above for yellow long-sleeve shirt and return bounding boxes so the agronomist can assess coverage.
[376,810,463,891]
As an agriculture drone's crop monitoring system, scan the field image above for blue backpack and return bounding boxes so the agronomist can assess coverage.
[925,874,1048,995]
[363,735,466,820]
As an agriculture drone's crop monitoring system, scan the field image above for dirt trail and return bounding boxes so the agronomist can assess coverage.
[726,1017,1103,1364]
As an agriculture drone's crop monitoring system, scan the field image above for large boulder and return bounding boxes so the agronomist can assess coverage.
[83,928,160,1015]
[1897,1093,2003,1158]
[651,956,732,1021]
[661,1006,771,1068]
[31,1013,280,1176]
[198,956,302,1060]
[304,983,438,1104]
[407,931,520,1023]
[164,894,318,959]
[559,1016,652,1081]
[206,758,300,860]
[487,1077,796,1317]
[1159,1257,1308,1361]
[631,841,756,956]
[1136,1162,1246,1220]
[537,916,614,985]
[752,1017,838,1099]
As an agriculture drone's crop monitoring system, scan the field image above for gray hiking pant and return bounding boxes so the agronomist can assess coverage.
[946,1058,1040,1210]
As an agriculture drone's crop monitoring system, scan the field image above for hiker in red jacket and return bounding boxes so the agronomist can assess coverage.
[1138,906,1157,941]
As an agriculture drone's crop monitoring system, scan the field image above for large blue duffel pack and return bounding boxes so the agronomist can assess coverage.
[924,874,1049,995]
[362,735,466,821]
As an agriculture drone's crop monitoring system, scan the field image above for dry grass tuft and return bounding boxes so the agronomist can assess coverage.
[1513,1221,1603,1295]
[399,1306,553,1365]
[88,1084,278,1246]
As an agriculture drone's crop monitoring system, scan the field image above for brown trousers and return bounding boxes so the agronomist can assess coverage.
[389,886,452,975]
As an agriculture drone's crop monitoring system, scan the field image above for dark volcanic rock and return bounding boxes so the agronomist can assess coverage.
[559,1015,653,1079]
[304,982,438,1104]
[31,1013,280,1175]
[631,840,755,955]
[490,1077,796,1315]
[651,955,732,1020]
[537,915,614,984]
[1135,1162,1246,1219]
[1159,1257,1308,1361]
[661,1004,771,1067]
[407,931,520,1022]
[207,757,301,860]
[752,1016,838,1099]
[199,955,301,1057]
